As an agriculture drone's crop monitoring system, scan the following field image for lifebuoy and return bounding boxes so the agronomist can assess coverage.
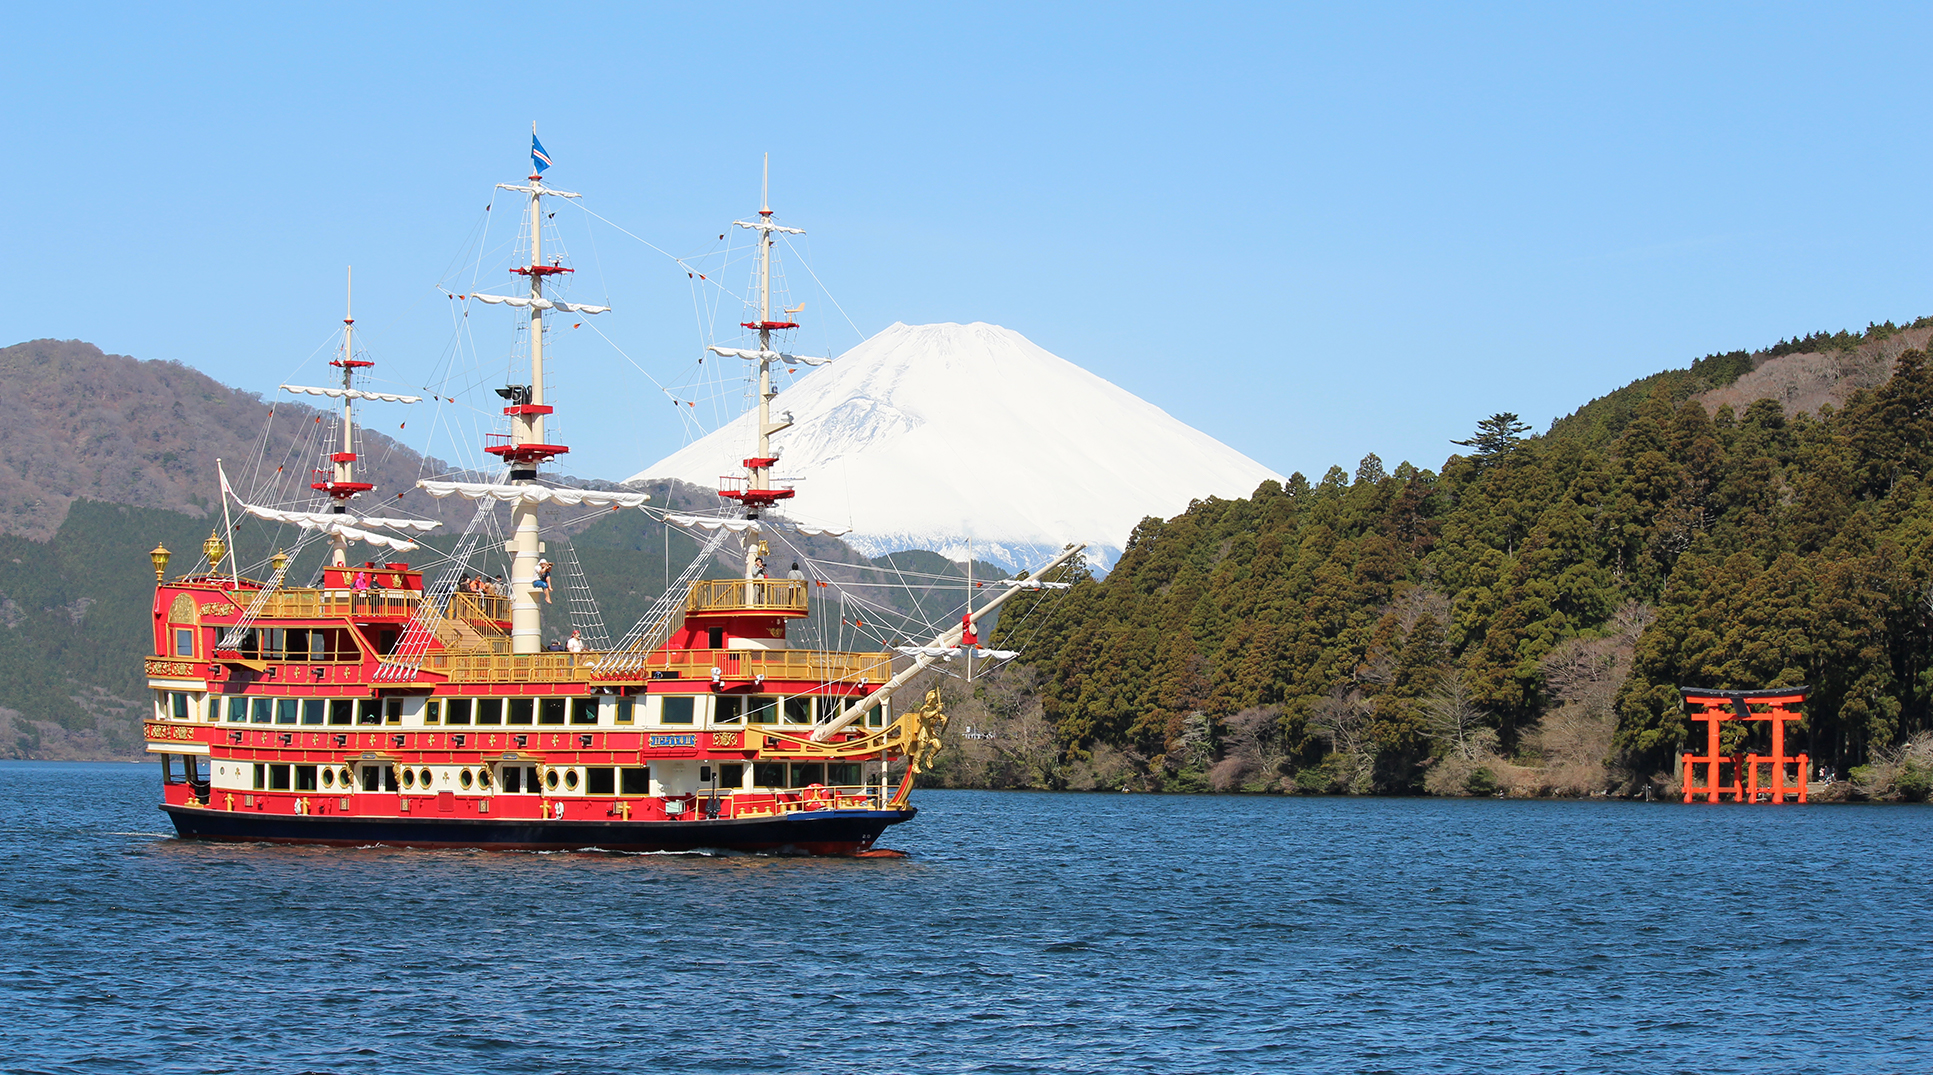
[803,783,833,809]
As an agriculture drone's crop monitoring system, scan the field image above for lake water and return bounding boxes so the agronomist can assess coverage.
[3,761,1929,1074]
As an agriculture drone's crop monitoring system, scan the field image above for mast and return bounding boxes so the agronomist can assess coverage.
[720,154,806,578]
[317,266,375,567]
[484,127,582,653]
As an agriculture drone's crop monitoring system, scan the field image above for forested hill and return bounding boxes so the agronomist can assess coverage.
[0,339,475,540]
[984,340,1933,797]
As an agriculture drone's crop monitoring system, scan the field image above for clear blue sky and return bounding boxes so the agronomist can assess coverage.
[7,2,1931,484]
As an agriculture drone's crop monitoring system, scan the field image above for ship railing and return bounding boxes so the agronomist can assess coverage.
[420,647,894,685]
[685,578,808,615]
[721,784,889,818]
[255,588,424,621]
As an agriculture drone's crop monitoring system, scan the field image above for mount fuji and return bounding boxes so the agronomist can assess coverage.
[627,322,1282,572]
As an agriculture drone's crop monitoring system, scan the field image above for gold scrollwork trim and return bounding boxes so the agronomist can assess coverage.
[146,659,199,678]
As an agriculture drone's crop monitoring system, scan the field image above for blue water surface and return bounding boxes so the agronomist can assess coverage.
[2,760,1929,1074]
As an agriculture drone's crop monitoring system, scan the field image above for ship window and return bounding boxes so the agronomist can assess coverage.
[284,630,308,662]
[253,763,265,789]
[268,764,291,791]
[401,768,415,789]
[783,697,813,724]
[867,704,884,728]
[570,698,599,725]
[747,696,778,724]
[563,769,579,791]
[170,692,190,721]
[829,762,861,786]
[173,628,195,657]
[720,763,745,789]
[614,697,635,724]
[477,699,503,725]
[544,769,560,790]
[789,763,826,788]
[752,762,785,787]
[357,700,382,725]
[713,696,743,723]
[276,699,298,725]
[508,699,534,725]
[360,766,379,792]
[459,769,473,790]
[699,766,712,783]
[384,698,404,725]
[501,766,522,794]
[322,768,335,789]
[476,767,491,789]
[252,698,273,724]
[301,700,325,725]
[419,768,433,787]
[223,697,244,722]
[445,699,472,725]
[539,698,566,725]
[424,701,441,725]
[585,767,615,795]
[620,767,649,795]
[295,765,318,791]
[661,697,695,725]
[237,629,259,660]
[329,700,352,725]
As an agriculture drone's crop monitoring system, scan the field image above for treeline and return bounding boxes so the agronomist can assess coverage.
[970,347,1933,796]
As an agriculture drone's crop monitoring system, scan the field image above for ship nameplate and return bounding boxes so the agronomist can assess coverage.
[648,734,697,748]
[146,659,201,678]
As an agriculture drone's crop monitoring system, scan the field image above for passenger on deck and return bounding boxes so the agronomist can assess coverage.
[566,629,586,654]
[788,562,805,581]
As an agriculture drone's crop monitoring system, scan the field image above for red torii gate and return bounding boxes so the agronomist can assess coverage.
[1680,686,1810,804]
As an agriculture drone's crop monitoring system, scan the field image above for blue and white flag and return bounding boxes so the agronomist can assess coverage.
[531,133,552,173]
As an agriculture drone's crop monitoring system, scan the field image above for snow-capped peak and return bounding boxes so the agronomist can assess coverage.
[629,322,1282,571]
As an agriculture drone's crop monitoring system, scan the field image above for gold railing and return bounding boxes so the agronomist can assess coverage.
[422,646,893,685]
[254,589,422,620]
[685,578,808,615]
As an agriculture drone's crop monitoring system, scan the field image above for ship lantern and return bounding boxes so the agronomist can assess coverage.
[202,530,227,571]
[270,548,289,579]
[148,544,171,583]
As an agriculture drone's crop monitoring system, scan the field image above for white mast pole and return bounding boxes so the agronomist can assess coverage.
[329,267,355,568]
[509,128,547,654]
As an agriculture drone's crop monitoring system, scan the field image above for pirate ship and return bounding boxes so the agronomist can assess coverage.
[142,140,1080,855]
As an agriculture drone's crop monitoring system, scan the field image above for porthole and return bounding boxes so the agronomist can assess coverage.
[322,769,335,788]
[402,768,415,789]
[460,769,473,790]
[477,768,492,789]
[340,768,353,787]
[419,768,433,786]
[545,769,560,790]
[564,769,579,790]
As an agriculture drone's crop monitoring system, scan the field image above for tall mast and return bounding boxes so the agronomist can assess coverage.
[720,154,805,577]
[319,265,374,566]
[484,126,583,653]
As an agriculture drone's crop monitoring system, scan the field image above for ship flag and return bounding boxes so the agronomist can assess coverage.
[531,130,552,173]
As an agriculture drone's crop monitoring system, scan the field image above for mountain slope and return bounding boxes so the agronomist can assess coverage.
[630,322,1282,570]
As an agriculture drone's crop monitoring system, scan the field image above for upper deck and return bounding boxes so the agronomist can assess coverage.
[152,570,889,691]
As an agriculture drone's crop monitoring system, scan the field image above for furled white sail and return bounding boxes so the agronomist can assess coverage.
[706,346,831,367]
[467,294,611,315]
[416,480,649,507]
[238,504,440,533]
[667,513,848,537]
[732,219,805,236]
[894,645,1019,660]
[1004,579,1073,591]
[236,504,419,551]
[280,385,423,403]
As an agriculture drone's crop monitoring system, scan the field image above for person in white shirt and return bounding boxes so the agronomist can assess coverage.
[566,629,586,654]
